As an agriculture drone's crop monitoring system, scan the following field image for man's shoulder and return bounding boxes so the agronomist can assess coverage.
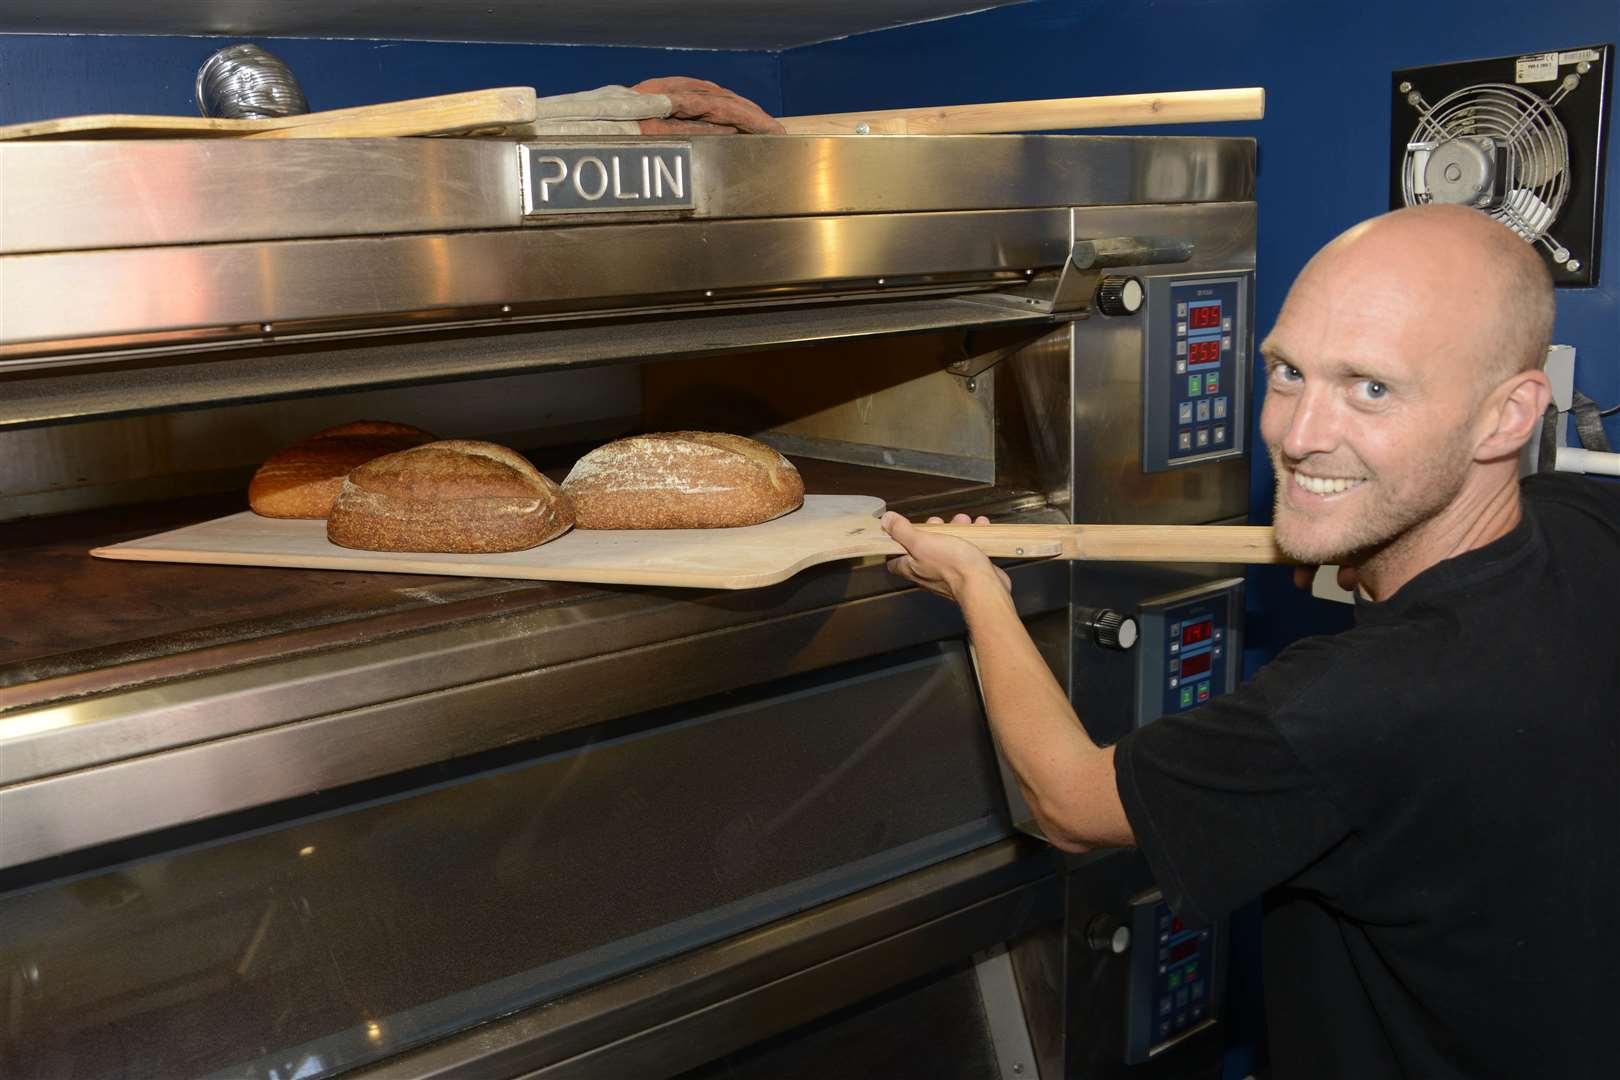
[1522,472,1620,531]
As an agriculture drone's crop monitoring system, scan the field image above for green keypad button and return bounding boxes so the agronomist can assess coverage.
[1169,971,1183,989]
[1188,374,1202,395]
[1180,686,1194,708]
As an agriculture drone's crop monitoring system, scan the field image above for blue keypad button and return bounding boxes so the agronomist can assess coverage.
[1177,431,1192,451]
[1213,425,1227,445]
[1176,988,1190,1007]
[1192,982,1206,1000]
[1176,339,1187,355]
[1179,401,1193,424]
[1195,428,1210,448]
[1213,396,1228,419]
[1196,399,1211,422]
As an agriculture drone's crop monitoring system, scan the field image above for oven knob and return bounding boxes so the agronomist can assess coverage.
[1077,607,1138,651]
[1087,914,1132,954]
[1095,275,1144,316]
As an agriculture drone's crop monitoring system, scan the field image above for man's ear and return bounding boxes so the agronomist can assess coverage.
[1475,370,1553,461]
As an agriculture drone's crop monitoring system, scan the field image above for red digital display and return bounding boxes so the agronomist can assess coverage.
[1181,619,1213,646]
[1180,651,1212,678]
[1169,939,1200,963]
[1188,339,1221,365]
[1189,304,1221,330]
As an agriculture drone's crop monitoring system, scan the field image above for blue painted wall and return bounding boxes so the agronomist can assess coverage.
[0,34,781,125]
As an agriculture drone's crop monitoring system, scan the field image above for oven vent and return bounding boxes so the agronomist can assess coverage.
[1390,44,1612,286]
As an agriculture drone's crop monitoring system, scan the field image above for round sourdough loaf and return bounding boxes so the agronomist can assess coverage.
[563,431,804,529]
[327,440,574,553]
[249,420,437,519]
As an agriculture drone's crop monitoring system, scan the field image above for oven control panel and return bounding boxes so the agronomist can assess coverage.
[1141,272,1253,473]
[1124,891,1221,1062]
[1133,579,1244,728]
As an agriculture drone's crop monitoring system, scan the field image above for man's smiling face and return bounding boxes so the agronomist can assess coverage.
[1258,223,1486,566]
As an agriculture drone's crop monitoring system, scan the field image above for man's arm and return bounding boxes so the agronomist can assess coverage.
[883,512,1134,852]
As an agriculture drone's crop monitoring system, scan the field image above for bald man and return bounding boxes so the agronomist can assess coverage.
[882,206,1620,1078]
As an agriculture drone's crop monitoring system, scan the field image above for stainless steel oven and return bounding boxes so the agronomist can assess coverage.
[0,132,1255,1079]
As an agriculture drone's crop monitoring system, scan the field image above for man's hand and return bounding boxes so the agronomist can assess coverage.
[881,512,1012,602]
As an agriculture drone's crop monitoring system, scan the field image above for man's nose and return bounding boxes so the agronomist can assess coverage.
[1280,387,1339,459]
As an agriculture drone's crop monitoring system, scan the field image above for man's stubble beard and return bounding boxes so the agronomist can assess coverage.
[1268,432,1474,567]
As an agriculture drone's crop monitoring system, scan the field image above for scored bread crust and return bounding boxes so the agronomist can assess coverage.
[249,420,437,519]
[562,431,804,529]
[326,440,575,553]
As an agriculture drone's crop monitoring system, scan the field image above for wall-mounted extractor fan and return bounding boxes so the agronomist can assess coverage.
[1390,45,1612,286]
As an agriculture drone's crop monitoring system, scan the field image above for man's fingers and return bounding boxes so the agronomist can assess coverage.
[926,516,945,525]
[1293,565,1316,590]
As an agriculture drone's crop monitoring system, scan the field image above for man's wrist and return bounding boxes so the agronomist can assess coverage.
[959,571,1016,621]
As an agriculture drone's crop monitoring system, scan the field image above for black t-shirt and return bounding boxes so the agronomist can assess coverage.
[1114,474,1620,1079]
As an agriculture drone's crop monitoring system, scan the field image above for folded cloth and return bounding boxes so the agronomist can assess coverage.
[510,79,784,137]
[632,77,786,135]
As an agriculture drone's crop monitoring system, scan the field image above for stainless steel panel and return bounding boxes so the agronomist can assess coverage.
[0,209,1071,356]
[0,561,1068,869]
[1,136,1256,255]
[0,139,520,254]
[527,883,1056,1080]
[1,648,1022,1078]
[347,841,1056,1080]
[695,136,1254,217]
[0,298,1053,430]
[973,945,1043,1080]
[1069,202,1255,526]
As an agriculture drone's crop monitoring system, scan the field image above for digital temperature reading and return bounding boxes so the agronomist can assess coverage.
[1181,619,1214,646]
[1188,304,1221,330]
[1188,339,1221,364]
[1180,651,1212,678]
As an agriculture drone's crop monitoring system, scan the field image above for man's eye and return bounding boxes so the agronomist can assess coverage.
[1358,379,1388,400]
[1272,363,1303,383]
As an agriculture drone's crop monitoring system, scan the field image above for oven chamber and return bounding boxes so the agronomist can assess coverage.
[0,134,1255,1079]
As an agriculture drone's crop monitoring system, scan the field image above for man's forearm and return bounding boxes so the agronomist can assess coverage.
[958,579,1135,852]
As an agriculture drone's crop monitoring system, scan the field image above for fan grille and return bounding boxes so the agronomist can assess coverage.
[1402,82,1570,243]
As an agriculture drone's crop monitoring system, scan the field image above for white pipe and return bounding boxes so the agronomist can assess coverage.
[1555,447,1620,476]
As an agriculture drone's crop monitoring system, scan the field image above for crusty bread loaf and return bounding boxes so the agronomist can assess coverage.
[563,431,804,529]
[327,440,574,553]
[249,420,437,519]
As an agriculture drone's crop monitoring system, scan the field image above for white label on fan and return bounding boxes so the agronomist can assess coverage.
[1515,53,1559,83]
[1558,49,1600,65]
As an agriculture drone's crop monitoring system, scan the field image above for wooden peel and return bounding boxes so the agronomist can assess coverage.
[778,87,1265,136]
[0,87,540,141]
[92,496,1286,590]
[0,85,1262,142]
[916,521,1285,564]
